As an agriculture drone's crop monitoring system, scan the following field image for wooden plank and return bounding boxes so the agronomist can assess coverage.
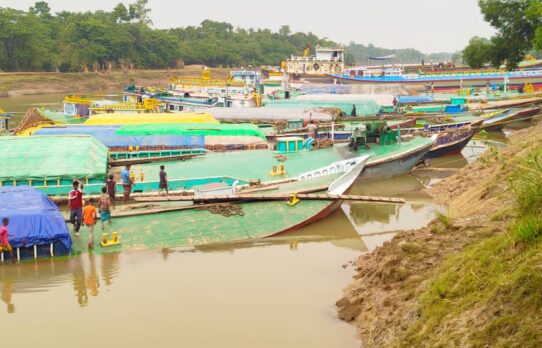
[193,194,405,204]
[63,202,220,221]
[237,185,280,194]
[64,193,406,221]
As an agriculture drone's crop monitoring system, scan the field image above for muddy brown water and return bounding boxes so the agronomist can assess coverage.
[0,94,516,347]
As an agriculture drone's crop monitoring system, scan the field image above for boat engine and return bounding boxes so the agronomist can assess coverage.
[348,124,368,151]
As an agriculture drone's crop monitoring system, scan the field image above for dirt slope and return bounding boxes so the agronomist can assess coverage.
[337,121,542,347]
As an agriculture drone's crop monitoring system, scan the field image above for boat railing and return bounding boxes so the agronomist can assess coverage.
[297,156,370,182]
[1,243,57,262]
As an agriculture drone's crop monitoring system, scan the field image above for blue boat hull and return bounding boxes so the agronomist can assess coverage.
[426,132,475,158]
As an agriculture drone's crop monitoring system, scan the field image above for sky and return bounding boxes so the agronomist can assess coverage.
[1,0,495,53]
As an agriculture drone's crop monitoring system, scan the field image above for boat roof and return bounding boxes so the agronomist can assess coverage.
[84,112,218,125]
[0,135,108,182]
[0,186,71,249]
[33,125,205,148]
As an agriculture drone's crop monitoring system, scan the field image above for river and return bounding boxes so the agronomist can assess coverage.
[0,93,509,347]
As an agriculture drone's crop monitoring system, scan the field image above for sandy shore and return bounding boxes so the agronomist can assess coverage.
[0,66,230,97]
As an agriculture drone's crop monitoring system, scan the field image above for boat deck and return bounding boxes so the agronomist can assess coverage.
[133,138,433,184]
[68,171,346,254]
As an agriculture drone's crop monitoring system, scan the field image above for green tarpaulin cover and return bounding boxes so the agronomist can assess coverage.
[116,123,267,139]
[0,135,108,182]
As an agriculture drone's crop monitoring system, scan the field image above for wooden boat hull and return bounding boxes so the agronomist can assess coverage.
[361,137,435,179]
[426,131,476,158]
[483,106,542,130]
[327,73,542,90]
[272,200,342,236]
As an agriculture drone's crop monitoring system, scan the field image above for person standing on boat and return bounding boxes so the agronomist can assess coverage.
[351,104,357,117]
[68,180,84,236]
[83,199,97,249]
[106,174,116,206]
[99,187,112,231]
[0,218,15,264]
[159,165,169,196]
[121,165,133,205]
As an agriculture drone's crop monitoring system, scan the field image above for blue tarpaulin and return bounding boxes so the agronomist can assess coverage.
[0,187,71,250]
[34,125,205,148]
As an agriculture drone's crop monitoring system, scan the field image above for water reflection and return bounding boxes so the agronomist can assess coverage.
[162,208,368,257]
[72,257,88,306]
[0,251,120,311]
[2,280,14,313]
[342,202,437,236]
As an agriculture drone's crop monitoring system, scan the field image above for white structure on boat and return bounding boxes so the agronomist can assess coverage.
[229,70,262,90]
[286,46,345,75]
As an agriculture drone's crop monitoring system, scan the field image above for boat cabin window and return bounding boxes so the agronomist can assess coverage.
[169,104,175,111]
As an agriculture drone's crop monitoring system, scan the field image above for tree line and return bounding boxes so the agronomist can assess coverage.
[0,1,338,72]
[462,0,541,69]
[0,1,457,73]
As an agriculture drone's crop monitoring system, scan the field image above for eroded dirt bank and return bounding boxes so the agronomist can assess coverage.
[0,66,229,96]
[337,120,542,347]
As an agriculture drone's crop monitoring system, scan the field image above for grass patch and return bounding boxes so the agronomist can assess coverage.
[391,144,542,346]
[512,148,542,215]
[512,214,542,244]
[490,207,514,222]
[400,241,422,254]
[396,231,542,347]
[436,211,453,229]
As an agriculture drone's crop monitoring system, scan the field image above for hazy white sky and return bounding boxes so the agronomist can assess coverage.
[2,0,495,53]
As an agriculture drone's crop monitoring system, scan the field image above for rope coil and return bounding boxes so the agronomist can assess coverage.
[199,203,245,217]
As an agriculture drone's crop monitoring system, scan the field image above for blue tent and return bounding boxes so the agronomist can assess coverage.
[0,187,71,255]
[34,125,205,148]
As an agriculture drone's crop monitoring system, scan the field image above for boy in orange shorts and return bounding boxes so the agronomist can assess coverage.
[0,218,15,264]
[83,199,97,249]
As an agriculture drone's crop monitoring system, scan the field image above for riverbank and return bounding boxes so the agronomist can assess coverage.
[0,66,230,97]
[337,120,542,347]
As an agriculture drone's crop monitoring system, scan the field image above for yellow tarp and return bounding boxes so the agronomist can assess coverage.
[84,112,219,125]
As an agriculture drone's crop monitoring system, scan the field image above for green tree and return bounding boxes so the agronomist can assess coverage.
[279,25,291,36]
[477,0,542,69]
[112,3,130,23]
[128,0,152,24]
[29,1,51,17]
[0,8,54,71]
[463,37,494,68]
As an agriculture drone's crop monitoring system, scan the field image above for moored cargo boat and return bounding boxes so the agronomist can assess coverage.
[329,68,542,90]
[67,156,370,253]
